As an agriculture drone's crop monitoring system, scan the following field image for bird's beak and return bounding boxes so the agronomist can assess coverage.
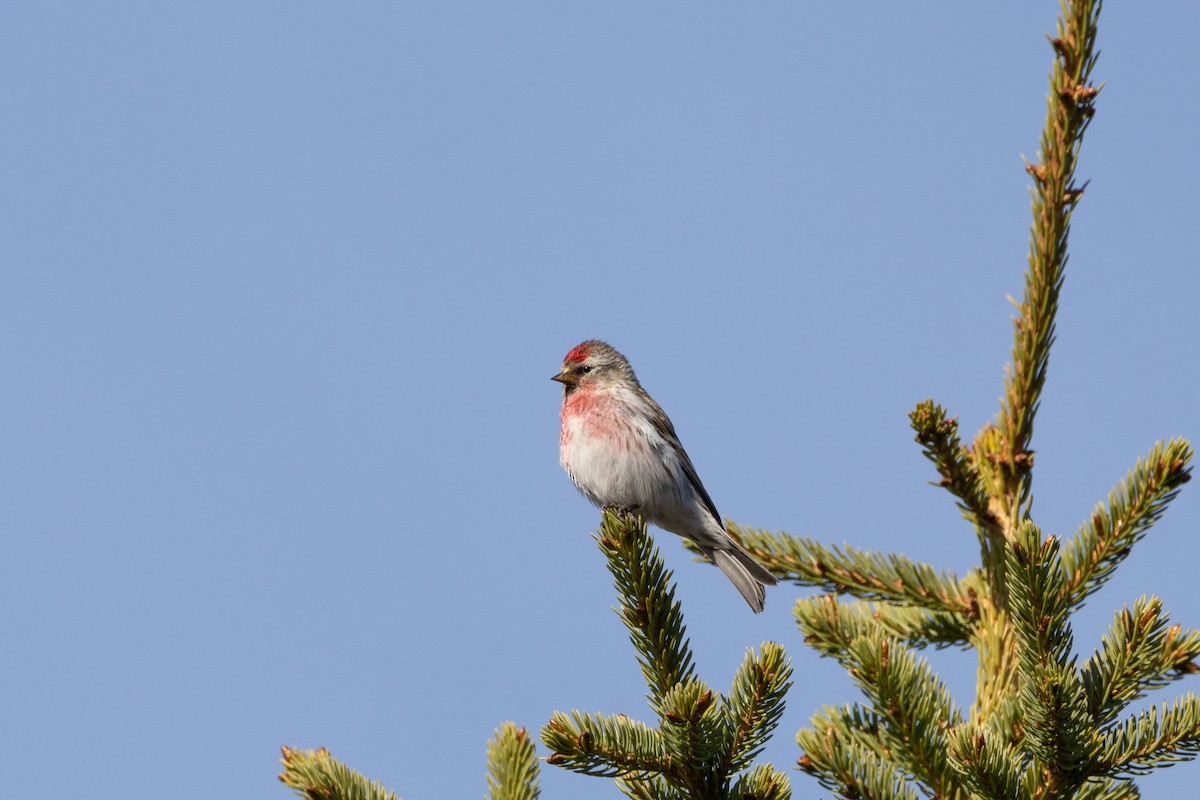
[551,370,578,385]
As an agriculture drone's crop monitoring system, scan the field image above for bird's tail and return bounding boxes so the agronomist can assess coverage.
[708,543,777,613]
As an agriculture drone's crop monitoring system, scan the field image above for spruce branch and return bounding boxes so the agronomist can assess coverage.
[716,523,975,616]
[1081,596,1200,725]
[1006,522,1100,795]
[543,711,670,778]
[616,774,680,800]
[486,724,542,800]
[1008,523,1075,671]
[278,746,400,800]
[968,0,1112,717]
[1071,779,1140,800]
[722,643,793,773]
[802,704,890,763]
[845,635,964,797]
[728,764,792,800]
[1060,438,1194,609]
[1027,663,1098,796]
[795,594,964,798]
[796,729,922,800]
[909,402,1012,609]
[598,509,696,701]
[656,679,727,769]
[869,602,974,649]
[544,513,791,799]
[972,614,1022,731]
[795,594,889,659]
[945,724,1029,800]
[1093,695,1200,777]
[794,589,974,657]
[910,399,995,538]
[992,0,1103,531]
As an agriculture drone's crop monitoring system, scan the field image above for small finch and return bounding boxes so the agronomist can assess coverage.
[552,339,777,612]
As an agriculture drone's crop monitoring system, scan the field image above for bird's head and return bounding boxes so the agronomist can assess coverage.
[551,339,633,392]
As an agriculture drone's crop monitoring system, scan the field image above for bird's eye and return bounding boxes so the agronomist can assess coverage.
[579,365,592,374]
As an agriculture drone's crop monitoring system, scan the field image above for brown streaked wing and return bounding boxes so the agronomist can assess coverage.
[644,394,723,527]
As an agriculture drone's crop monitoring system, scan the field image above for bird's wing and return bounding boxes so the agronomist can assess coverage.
[645,395,724,527]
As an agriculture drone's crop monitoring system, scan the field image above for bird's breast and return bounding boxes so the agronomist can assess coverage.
[561,390,637,450]
[559,389,680,512]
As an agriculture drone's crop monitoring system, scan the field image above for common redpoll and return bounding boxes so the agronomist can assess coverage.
[552,339,777,612]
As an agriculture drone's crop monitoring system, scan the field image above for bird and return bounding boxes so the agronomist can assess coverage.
[552,339,777,612]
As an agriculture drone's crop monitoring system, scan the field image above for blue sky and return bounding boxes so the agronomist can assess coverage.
[2,3,1198,799]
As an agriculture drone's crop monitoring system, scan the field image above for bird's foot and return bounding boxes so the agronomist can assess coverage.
[602,505,640,523]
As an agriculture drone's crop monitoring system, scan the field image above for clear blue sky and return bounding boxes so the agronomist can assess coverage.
[2,3,1198,799]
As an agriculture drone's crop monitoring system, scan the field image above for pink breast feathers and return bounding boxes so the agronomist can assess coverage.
[562,390,634,452]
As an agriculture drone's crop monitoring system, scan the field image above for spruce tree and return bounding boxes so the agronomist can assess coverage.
[279,1,1198,798]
